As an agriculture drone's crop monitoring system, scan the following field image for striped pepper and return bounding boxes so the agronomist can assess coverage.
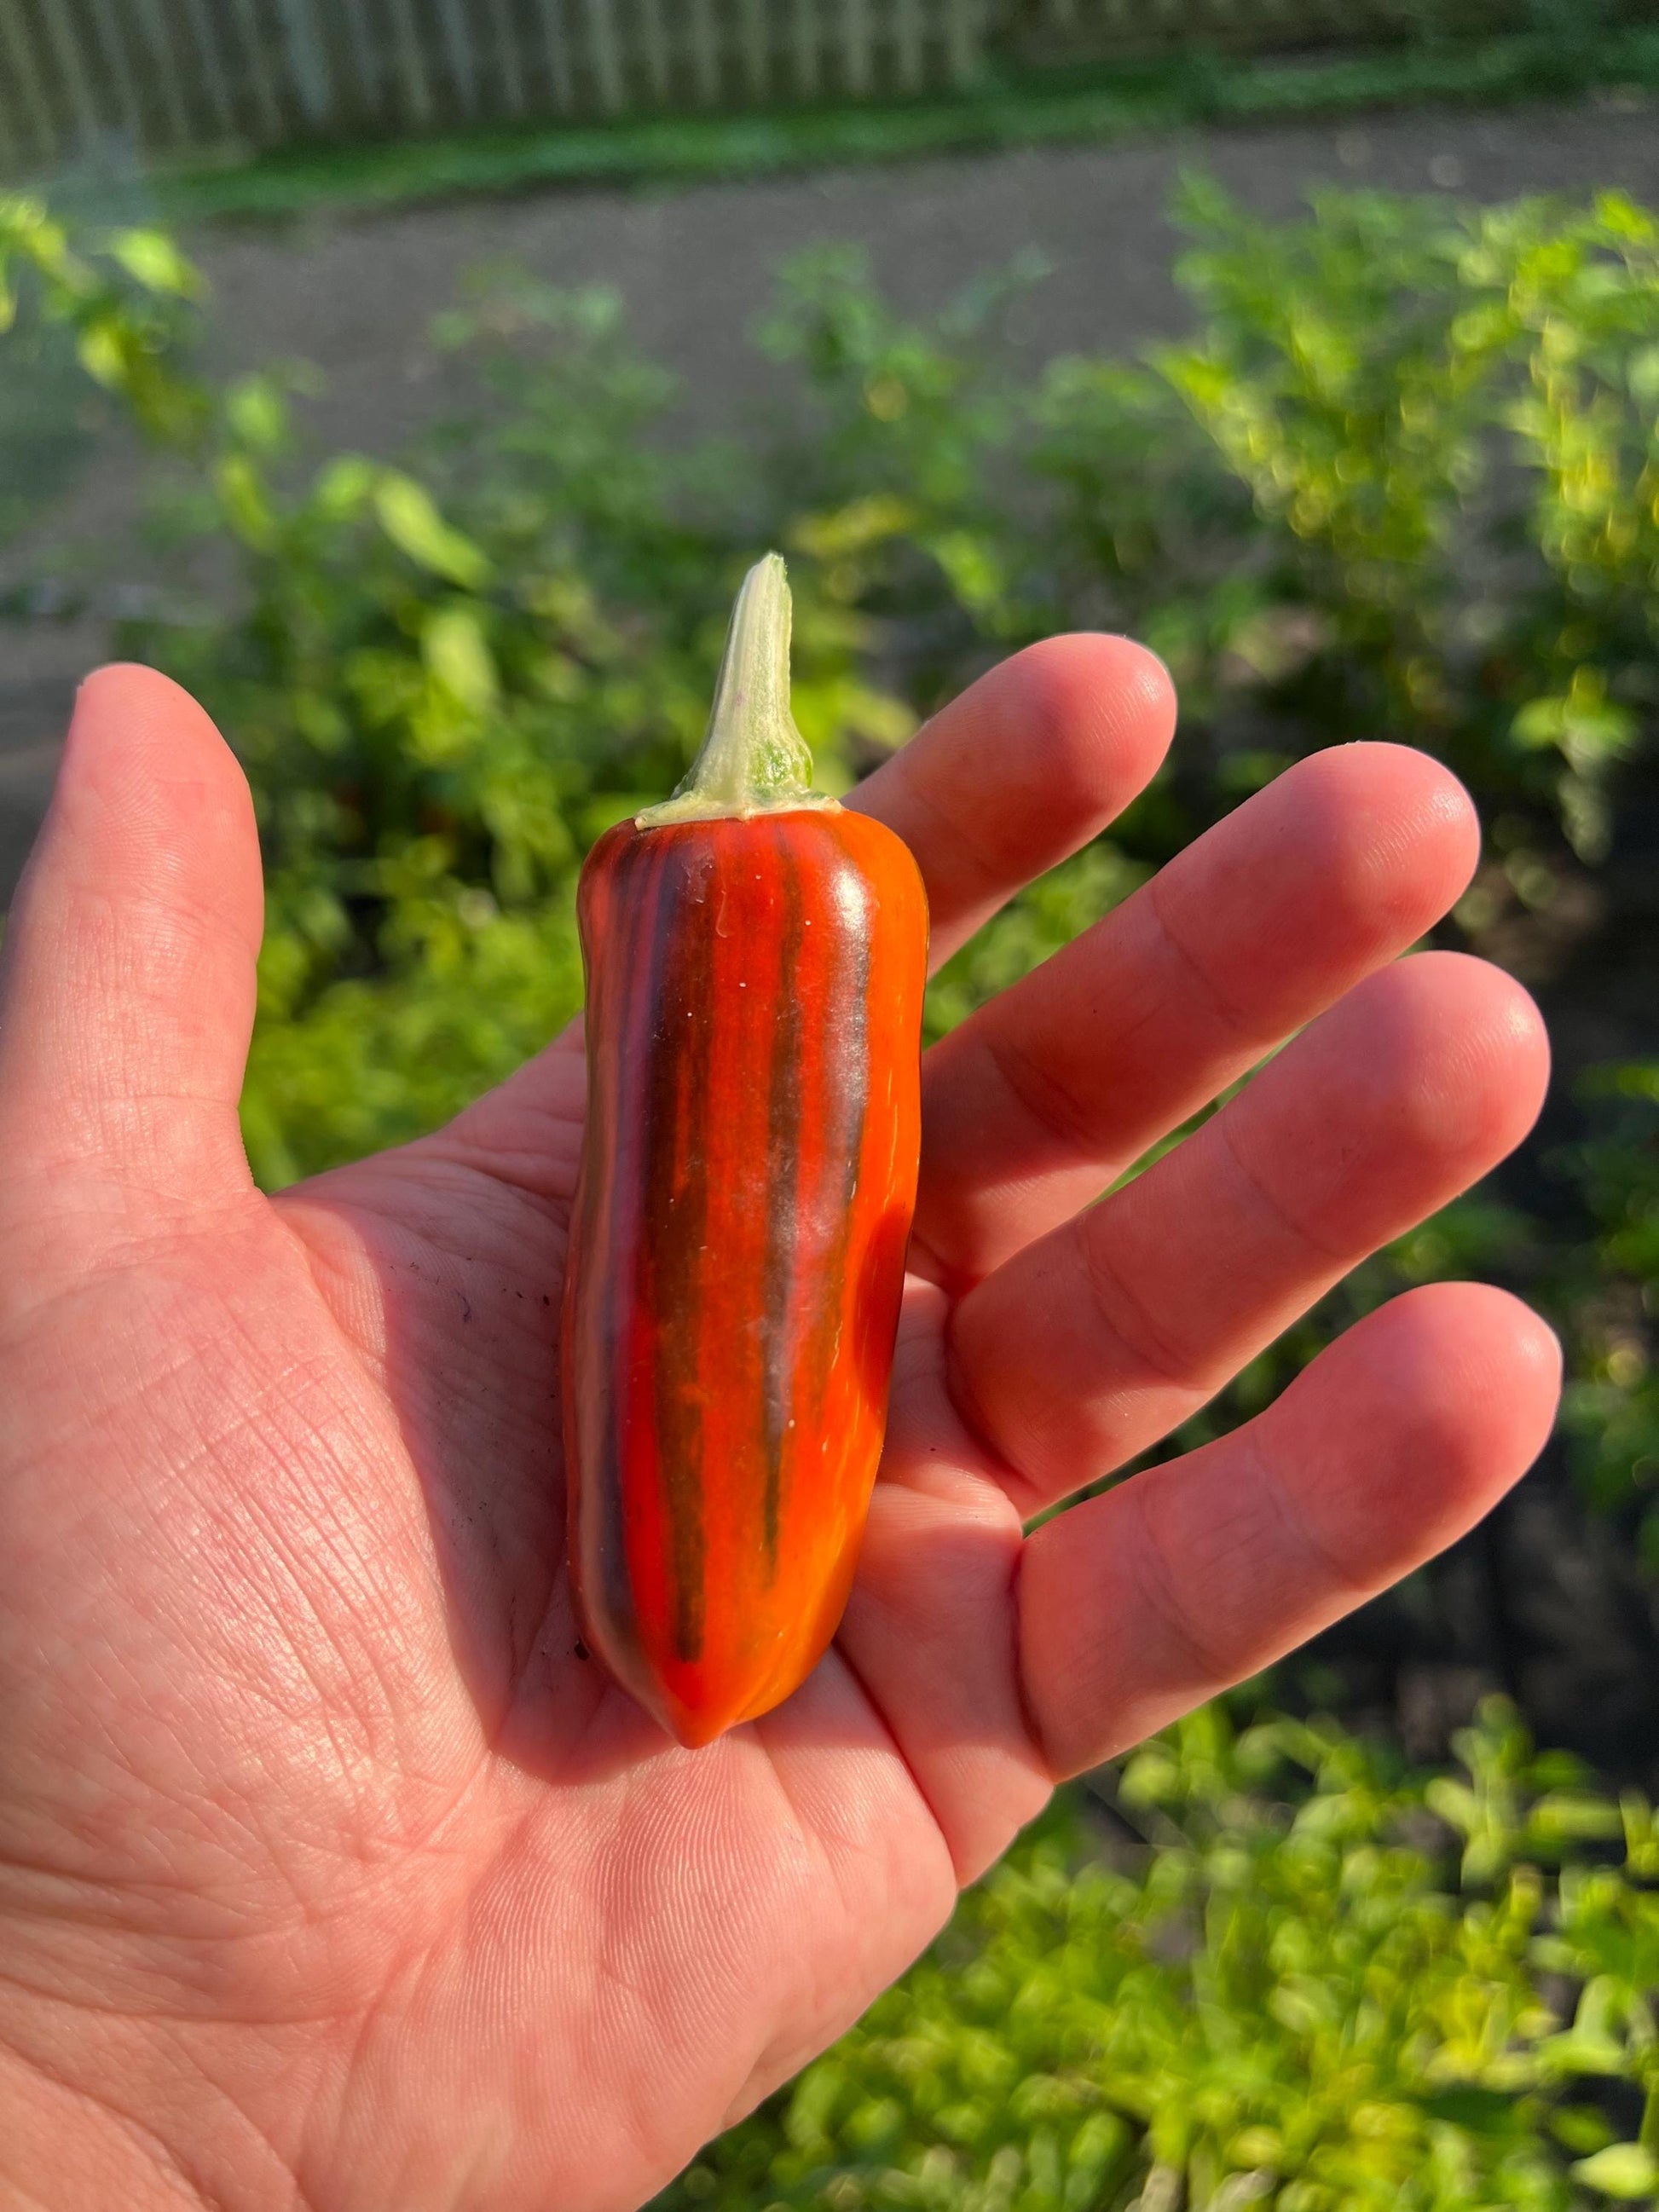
[563,554,928,1746]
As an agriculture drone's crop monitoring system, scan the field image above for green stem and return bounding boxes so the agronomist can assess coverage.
[636,552,840,828]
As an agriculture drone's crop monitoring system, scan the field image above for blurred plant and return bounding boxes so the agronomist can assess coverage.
[760,182,1659,876]
[0,193,207,545]
[97,263,911,1181]
[923,840,1150,1044]
[755,241,1045,658]
[1154,182,1659,866]
[1556,1065,1659,1560]
[661,1699,1659,2210]
[0,193,205,447]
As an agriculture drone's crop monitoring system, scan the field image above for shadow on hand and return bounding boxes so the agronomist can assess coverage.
[325,1121,1003,1797]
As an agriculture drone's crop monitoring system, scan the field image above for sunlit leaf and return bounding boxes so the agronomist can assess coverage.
[1573,2143,1659,2198]
[103,226,203,299]
[373,471,493,588]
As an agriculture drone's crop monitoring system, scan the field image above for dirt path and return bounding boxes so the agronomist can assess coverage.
[188,90,1659,453]
[3,89,1657,892]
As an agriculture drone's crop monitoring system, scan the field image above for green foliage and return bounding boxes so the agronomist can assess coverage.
[0,193,208,542]
[1556,1065,1659,1563]
[923,842,1151,1046]
[118,270,909,1181]
[762,182,1659,864]
[661,1701,1659,2211]
[0,196,205,446]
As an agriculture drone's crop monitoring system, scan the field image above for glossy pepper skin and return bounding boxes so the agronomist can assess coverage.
[562,557,928,1747]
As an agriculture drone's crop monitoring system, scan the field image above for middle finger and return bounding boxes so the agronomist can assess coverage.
[915,742,1478,1288]
[946,950,1548,1517]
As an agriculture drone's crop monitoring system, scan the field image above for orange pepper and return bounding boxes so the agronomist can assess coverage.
[564,555,928,1745]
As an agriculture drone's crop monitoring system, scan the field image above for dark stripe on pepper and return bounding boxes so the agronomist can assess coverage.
[645,835,712,1666]
[802,848,872,1436]
[760,829,806,1574]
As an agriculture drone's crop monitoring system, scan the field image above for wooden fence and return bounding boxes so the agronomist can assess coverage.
[0,0,991,174]
[0,0,1639,180]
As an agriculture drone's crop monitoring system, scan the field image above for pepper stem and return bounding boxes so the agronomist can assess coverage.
[636,552,841,829]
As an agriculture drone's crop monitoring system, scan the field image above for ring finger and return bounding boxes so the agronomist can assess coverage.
[946,950,1549,1516]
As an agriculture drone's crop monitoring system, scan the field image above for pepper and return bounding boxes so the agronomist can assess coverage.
[563,554,928,1747]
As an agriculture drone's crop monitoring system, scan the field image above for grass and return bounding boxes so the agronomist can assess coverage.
[151,27,1659,224]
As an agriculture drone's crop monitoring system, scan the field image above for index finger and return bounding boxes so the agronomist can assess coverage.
[848,634,1176,967]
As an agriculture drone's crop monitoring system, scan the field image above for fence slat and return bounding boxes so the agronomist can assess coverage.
[83,0,149,143]
[738,0,772,99]
[792,0,821,96]
[484,0,525,113]
[841,0,870,95]
[335,0,384,115]
[892,0,926,88]
[532,0,575,110]
[433,0,482,115]
[225,0,286,139]
[275,0,335,127]
[582,0,626,113]
[0,0,59,167]
[173,0,240,139]
[40,1,107,155]
[685,0,720,102]
[634,0,670,102]
[945,0,983,83]
[384,0,435,127]
[128,0,191,145]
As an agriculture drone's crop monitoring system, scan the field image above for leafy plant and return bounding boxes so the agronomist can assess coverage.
[661,1701,1659,2211]
[0,194,207,546]
[1557,1065,1659,1560]
[760,182,1659,864]
[102,264,910,1181]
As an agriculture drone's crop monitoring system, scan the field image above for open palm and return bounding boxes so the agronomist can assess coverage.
[0,646,1558,2212]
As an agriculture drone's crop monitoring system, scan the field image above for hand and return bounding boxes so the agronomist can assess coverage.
[0,650,1557,2212]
